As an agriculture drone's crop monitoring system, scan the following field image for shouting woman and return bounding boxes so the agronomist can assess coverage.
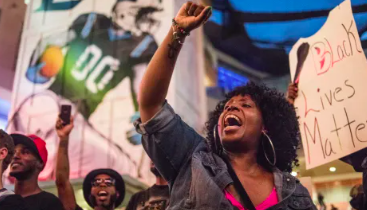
[135,2,316,210]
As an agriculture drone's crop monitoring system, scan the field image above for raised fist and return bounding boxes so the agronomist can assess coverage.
[174,2,212,32]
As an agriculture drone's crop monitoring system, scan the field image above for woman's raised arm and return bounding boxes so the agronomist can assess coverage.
[139,2,212,122]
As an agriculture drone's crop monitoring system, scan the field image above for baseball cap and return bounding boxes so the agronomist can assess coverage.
[10,134,48,167]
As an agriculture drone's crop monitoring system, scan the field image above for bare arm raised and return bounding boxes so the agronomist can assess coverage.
[55,116,77,210]
[139,2,212,122]
[135,2,212,183]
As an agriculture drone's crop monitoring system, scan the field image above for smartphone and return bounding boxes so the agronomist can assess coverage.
[60,105,72,125]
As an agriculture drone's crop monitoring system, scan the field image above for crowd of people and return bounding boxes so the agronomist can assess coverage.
[0,1,367,210]
[0,123,169,210]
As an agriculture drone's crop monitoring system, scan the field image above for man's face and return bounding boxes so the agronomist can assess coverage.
[9,144,41,180]
[90,174,119,208]
[113,1,138,31]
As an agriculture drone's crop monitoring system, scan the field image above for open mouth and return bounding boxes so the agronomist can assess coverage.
[97,191,108,201]
[11,162,22,168]
[224,114,242,128]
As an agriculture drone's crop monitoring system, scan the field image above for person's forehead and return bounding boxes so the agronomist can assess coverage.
[15,144,26,150]
[95,174,112,179]
[227,95,253,103]
[15,144,37,157]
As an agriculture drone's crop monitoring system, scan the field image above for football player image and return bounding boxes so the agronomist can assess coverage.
[7,0,162,181]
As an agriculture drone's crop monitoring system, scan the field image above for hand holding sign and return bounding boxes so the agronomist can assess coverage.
[289,0,367,169]
[287,83,298,105]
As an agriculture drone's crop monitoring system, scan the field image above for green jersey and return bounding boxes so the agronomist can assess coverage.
[49,13,158,119]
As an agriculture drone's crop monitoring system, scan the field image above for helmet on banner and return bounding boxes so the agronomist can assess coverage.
[40,46,64,78]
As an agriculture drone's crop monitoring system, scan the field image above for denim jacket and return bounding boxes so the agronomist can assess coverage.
[135,102,317,210]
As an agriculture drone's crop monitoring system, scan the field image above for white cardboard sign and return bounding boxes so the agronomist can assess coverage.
[289,0,367,169]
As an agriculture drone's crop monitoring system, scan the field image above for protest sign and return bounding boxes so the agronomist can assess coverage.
[289,0,367,169]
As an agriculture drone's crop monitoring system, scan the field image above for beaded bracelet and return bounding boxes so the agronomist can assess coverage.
[172,18,190,44]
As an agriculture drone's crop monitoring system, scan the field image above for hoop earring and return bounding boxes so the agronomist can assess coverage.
[262,131,276,167]
[213,124,223,156]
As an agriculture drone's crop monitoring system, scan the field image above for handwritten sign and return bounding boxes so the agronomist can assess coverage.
[289,0,367,169]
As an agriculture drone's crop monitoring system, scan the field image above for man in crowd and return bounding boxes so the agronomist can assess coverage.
[9,133,64,210]
[0,130,27,210]
[126,161,169,210]
[55,116,125,210]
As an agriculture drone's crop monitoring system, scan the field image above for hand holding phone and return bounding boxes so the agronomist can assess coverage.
[56,105,74,139]
[60,105,72,125]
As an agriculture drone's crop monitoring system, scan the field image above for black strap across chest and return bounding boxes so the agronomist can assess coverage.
[223,156,256,210]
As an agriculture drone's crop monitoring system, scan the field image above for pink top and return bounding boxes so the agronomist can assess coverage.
[224,188,279,210]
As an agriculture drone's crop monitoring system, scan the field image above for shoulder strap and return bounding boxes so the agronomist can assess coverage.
[223,156,256,210]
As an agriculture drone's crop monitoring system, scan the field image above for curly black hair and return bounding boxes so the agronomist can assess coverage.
[205,82,300,172]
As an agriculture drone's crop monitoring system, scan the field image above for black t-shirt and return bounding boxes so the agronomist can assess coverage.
[0,189,28,210]
[23,191,63,210]
[126,185,170,210]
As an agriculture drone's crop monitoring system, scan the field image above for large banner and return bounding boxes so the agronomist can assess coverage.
[289,0,367,169]
[8,0,206,183]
